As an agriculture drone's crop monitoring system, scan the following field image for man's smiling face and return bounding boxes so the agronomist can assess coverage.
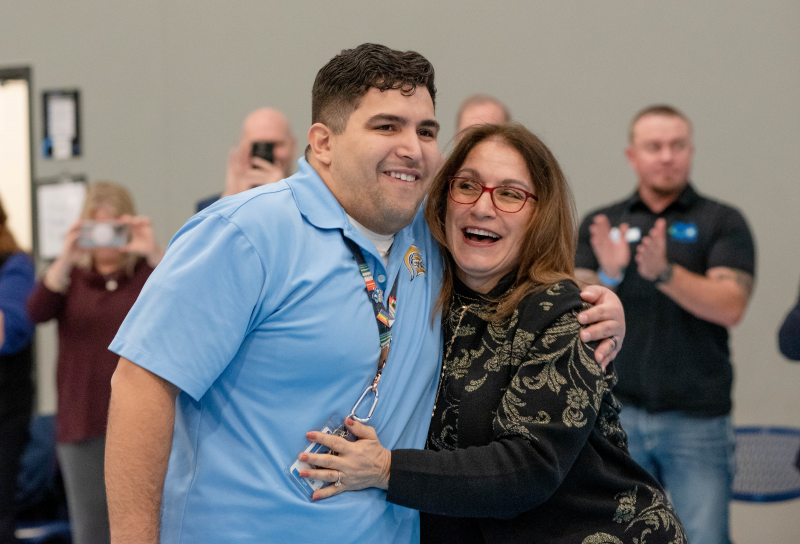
[327,86,440,235]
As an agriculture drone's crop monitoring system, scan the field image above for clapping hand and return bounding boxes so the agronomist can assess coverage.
[635,218,668,281]
[589,214,631,280]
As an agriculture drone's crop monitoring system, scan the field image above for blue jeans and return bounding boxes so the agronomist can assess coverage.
[620,406,734,544]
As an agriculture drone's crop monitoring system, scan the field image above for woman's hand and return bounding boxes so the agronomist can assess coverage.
[578,285,625,369]
[120,215,164,267]
[61,220,88,265]
[43,220,86,293]
[298,417,391,500]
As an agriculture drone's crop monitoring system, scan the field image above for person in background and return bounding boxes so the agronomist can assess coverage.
[196,107,297,211]
[455,94,510,137]
[575,105,755,544]
[27,182,164,544]
[779,279,800,360]
[301,123,685,543]
[0,196,35,544]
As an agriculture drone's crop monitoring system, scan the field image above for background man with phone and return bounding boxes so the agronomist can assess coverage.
[196,107,297,211]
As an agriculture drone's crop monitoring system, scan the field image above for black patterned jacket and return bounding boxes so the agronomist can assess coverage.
[387,276,686,544]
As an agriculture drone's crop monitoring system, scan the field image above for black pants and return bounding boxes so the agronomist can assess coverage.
[0,411,30,543]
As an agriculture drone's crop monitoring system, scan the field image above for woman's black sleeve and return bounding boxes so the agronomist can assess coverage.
[387,308,609,519]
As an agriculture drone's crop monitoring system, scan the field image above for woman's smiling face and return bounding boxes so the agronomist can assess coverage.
[445,139,536,293]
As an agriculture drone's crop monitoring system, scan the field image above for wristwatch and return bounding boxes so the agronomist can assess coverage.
[655,263,674,285]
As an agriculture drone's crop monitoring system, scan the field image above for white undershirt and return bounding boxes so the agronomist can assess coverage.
[347,215,394,268]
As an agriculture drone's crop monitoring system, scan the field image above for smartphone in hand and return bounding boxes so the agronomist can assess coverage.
[251,142,274,164]
[78,221,130,248]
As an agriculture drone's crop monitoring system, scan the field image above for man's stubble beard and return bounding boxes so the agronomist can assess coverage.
[366,160,430,235]
[367,189,426,235]
[648,174,689,199]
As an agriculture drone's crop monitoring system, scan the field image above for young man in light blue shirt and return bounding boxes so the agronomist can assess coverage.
[105,43,624,543]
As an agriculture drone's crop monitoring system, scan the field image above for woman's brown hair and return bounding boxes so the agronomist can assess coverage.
[425,123,578,321]
[0,195,21,253]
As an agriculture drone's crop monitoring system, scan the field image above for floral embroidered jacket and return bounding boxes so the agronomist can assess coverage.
[387,275,686,544]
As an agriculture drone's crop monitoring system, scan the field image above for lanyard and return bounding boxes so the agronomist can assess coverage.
[341,233,399,422]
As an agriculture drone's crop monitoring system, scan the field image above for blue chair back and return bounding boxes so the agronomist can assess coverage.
[732,426,800,502]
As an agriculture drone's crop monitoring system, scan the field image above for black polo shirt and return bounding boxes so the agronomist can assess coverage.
[576,184,756,417]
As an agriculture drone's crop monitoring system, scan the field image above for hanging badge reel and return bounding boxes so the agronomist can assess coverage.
[286,388,379,500]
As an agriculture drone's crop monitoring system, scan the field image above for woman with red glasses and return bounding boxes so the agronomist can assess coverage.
[301,124,686,543]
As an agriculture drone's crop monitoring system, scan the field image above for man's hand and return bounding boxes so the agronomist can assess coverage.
[222,147,286,198]
[589,214,631,279]
[635,218,669,281]
[578,286,625,369]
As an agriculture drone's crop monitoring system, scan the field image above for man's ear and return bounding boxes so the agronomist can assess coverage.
[307,123,333,167]
[624,145,635,167]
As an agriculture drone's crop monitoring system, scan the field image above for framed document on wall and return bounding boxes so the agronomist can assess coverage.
[36,175,87,260]
[42,89,81,159]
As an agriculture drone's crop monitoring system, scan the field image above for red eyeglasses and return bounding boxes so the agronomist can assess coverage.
[448,177,537,213]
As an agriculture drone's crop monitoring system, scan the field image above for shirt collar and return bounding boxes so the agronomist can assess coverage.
[286,158,349,231]
[627,183,699,213]
[286,158,417,267]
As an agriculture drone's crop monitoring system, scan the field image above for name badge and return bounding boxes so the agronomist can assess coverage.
[287,414,356,500]
[669,222,698,242]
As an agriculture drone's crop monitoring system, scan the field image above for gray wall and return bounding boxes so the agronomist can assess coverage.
[2,1,799,541]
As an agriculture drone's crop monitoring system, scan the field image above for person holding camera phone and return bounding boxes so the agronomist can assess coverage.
[27,181,164,544]
[196,107,297,211]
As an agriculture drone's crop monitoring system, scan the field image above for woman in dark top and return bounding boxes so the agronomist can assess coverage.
[301,124,686,543]
[779,280,800,360]
[0,196,36,544]
[27,181,163,544]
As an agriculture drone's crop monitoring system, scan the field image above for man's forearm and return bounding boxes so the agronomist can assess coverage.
[106,357,179,544]
[658,265,750,327]
[575,268,618,292]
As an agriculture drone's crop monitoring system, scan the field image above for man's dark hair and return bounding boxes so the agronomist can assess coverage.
[311,43,436,134]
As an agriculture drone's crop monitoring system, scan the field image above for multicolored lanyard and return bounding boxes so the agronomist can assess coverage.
[341,233,399,422]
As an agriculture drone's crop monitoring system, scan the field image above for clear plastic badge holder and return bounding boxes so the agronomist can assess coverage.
[287,414,357,500]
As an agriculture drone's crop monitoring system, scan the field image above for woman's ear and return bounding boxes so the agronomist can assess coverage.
[307,123,333,167]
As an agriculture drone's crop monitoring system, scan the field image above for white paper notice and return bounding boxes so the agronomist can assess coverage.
[47,95,77,159]
[37,181,86,259]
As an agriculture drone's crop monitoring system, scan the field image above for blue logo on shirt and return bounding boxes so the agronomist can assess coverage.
[669,222,698,242]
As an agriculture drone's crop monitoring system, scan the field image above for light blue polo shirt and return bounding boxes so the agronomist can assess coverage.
[110,159,443,543]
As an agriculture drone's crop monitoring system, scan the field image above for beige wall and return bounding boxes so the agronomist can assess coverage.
[2,1,798,541]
